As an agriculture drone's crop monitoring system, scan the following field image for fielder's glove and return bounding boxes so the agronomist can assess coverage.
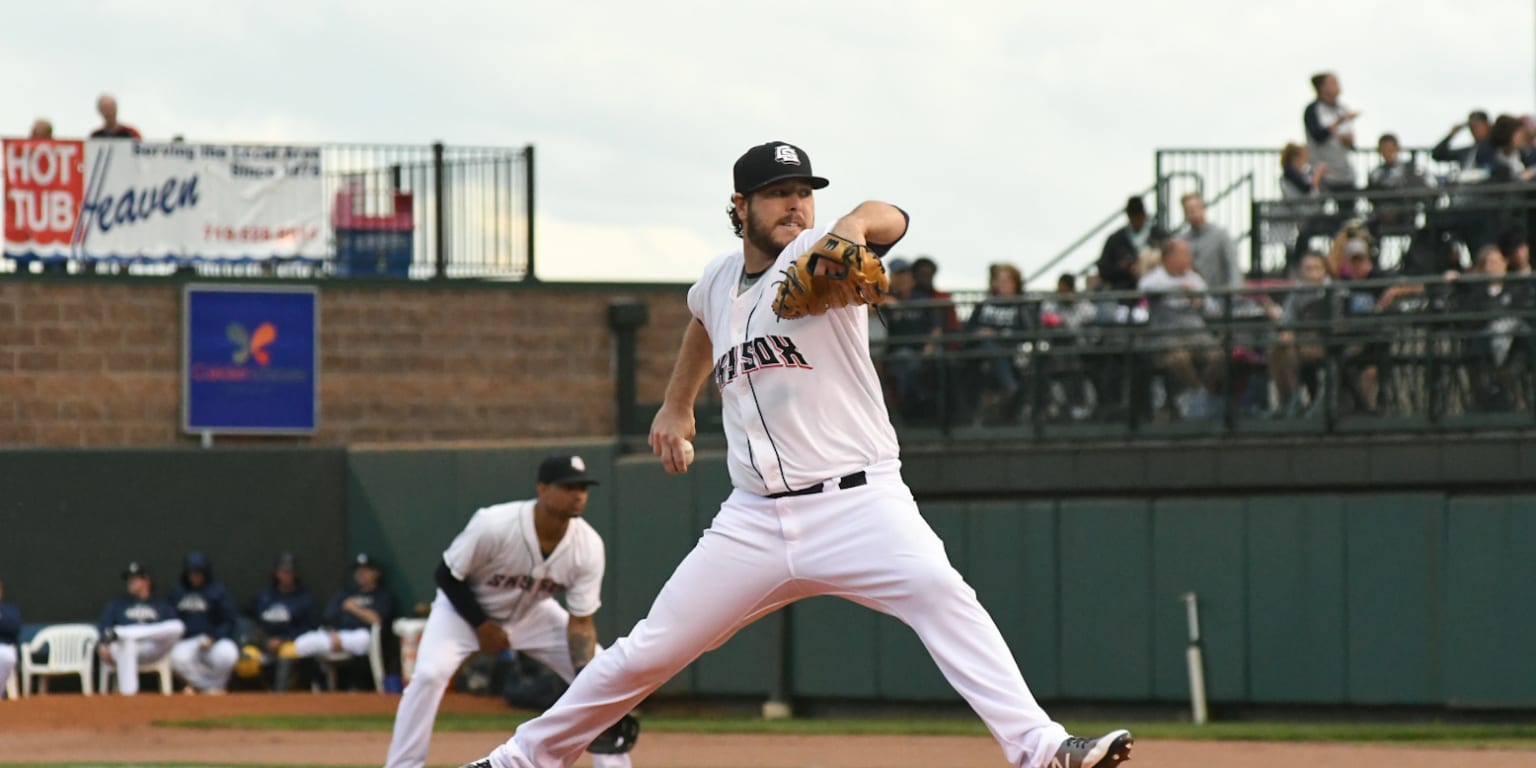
[587,713,641,755]
[772,233,889,320]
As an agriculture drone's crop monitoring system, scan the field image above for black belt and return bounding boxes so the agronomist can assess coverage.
[766,471,867,499]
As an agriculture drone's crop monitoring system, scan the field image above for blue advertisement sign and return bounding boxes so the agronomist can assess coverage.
[183,284,318,434]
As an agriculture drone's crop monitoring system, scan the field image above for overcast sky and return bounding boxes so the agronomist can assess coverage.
[3,0,1533,289]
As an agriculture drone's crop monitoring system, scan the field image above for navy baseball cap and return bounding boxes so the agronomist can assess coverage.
[352,552,381,570]
[539,454,599,486]
[122,561,149,580]
[184,551,210,571]
[733,141,830,194]
[274,552,296,572]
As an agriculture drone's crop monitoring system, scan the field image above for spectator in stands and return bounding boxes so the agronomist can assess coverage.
[1431,110,1494,171]
[1098,196,1165,292]
[1179,193,1242,291]
[169,551,240,694]
[28,119,52,139]
[1368,134,1428,191]
[1281,143,1334,266]
[1334,240,1424,415]
[1303,72,1359,191]
[1327,220,1376,278]
[1488,114,1535,183]
[964,262,1031,424]
[251,552,318,692]
[0,579,19,699]
[98,562,185,695]
[912,256,961,334]
[1266,251,1332,417]
[1451,245,1533,411]
[90,93,141,140]
[1040,273,1098,420]
[1500,229,1531,276]
[290,553,394,690]
[881,257,944,424]
[1138,238,1222,418]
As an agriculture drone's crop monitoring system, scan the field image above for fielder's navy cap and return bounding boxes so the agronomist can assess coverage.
[734,141,830,194]
[539,454,599,486]
[122,561,149,580]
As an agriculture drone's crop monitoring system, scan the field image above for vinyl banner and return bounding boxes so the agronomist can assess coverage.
[4,139,325,263]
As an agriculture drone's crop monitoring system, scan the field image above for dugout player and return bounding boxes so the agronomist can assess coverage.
[384,455,632,768]
[0,579,20,698]
[250,552,318,691]
[290,552,395,688]
[168,551,240,694]
[98,561,185,695]
[458,143,1133,768]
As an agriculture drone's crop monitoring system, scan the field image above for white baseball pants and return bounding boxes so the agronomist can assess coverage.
[293,627,372,657]
[169,637,240,692]
[490,460,1068,768]
[0,643,16,698]
[107,619,185,695]
[385,593,629,768]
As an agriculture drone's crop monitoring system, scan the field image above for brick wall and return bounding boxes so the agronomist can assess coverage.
[0,278,691,446]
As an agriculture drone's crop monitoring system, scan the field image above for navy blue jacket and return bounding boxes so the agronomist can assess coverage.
[253,584,317,641]
[99,594,177,639]
[0,601,21,646]
[322,586,394,632]
[173,581,238,641]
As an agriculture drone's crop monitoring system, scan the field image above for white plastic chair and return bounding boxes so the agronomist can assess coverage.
[21,623,98,695]
[320,623,385,693]
[98,648,174,695]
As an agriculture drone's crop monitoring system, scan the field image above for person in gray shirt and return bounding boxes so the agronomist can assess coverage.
[1178,193,1242,291]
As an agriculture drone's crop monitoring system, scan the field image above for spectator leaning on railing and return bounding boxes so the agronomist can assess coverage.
[28,118,52,139]
[91,93,141,140]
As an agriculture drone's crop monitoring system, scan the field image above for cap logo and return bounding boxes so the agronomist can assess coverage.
[571,456,586,471]
[773,145,801,166]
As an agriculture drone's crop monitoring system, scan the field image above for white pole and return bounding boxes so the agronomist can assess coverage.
[1181,592,1209,725]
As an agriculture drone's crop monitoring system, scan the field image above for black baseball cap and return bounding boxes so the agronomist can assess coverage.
[538,454,599,486]
[352,552,381,570]
[122,561,150,580]
[274,552,297,572]
[733,141,830,195]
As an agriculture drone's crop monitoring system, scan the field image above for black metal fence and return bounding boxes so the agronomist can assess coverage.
[864,275,1536,441]
[3,140,533,280]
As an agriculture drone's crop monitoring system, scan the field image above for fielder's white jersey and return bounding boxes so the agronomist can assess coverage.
[442,500,605,623]
[688,226,900,496]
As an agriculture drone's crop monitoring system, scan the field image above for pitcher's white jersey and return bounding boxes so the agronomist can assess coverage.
[688,226,900,496]
[442,500,605,622]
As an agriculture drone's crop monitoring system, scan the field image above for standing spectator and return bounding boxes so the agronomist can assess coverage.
[1431,110,1494,171]
[98,562,185,695]
[963,263,1030,424]
[28,119,52,139]
[1179,193,1242,291]
[1303,72,1359,191]
[169,551,240,694]
[251,552,318,692]
[1098,196,1166,292]
[90,93,141,140]
[0,579,19,699]
[291,553,395,690]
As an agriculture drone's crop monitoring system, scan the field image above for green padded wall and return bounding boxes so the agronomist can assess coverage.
[1442,496,1536,707]
[1151,498,1248,702]
[1057,499,1154,700]
[1343,494,1442,705]
[1243,496,1347,703]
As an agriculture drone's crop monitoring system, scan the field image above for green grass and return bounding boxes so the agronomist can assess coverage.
[155,712,1536,747]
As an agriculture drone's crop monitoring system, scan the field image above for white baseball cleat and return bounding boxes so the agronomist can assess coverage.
[1049,729,1133,767]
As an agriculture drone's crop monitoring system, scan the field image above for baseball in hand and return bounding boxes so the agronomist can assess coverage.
[669,440,695,475]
